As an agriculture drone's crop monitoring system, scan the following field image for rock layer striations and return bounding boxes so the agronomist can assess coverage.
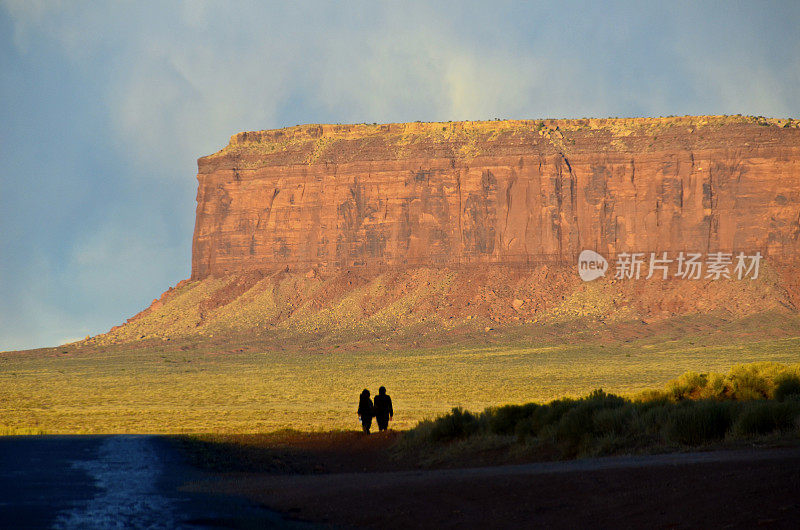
[191,116,800,279]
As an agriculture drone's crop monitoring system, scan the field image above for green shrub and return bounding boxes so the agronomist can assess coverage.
[639,403,672,436]
[514,398,577,439]
[727,363,784,400]
[593,406,636,436]
[488,403,537,435]
[664,401,735,445]
[403,363,800,460]
[514,416,541,440]
[666,371,708,401]
[733,404,776,436]
[398,419,435,446]
[658,362,800,402]
[636,389,667,402]
[702,373,728,399]
[774,375,800,402]
[550,406,594,455]
[733,401,800,436]
[428,407,480,442]
[546,391,627,456]
[583,388,627,410]
[590,432,632,457]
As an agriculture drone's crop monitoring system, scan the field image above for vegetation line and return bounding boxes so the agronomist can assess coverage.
[398,362,800,464]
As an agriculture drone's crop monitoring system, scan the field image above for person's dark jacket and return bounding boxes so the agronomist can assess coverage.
[358,394,374,419]
[373,393,393,421]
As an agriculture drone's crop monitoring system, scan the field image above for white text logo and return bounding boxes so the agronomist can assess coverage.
[578,251,762,281]
[578,250,609,281]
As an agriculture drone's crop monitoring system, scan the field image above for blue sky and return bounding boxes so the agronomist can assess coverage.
[1,1,798,351]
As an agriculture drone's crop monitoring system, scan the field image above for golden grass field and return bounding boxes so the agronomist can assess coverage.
[3,313,800,435]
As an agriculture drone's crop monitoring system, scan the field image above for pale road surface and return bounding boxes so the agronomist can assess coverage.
[0,435,314,529]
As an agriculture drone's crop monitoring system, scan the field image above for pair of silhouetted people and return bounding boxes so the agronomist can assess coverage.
[357,386,393,434]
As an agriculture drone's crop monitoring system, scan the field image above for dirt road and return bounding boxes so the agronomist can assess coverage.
[194,447,800,529]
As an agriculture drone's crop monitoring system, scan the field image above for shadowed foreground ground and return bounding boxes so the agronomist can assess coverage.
[183,434,800,529]
[0,434,798,528]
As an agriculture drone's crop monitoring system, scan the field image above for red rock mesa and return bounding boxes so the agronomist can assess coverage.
[192,116,800,279]
[100,116,800,345]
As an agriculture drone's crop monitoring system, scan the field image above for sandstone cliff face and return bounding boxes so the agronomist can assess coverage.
[191,116,800,279]
[94,116,800,345]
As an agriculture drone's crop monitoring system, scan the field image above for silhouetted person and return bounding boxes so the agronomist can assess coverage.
[357,388,374,434]
[373,386,393,432]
